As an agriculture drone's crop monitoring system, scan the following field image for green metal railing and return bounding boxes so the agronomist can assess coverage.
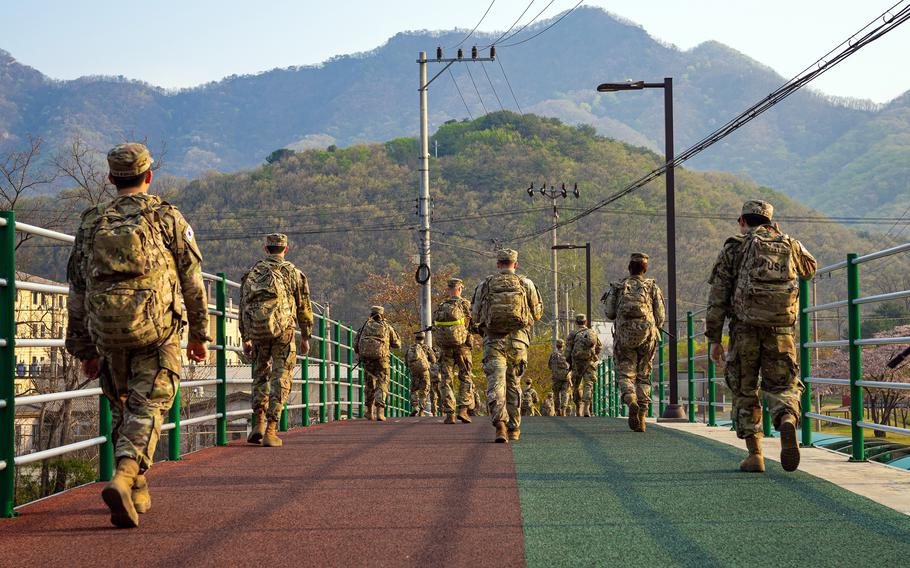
[0,210,408,518]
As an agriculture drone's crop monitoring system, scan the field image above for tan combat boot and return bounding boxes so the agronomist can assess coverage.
[364,405,373,420]
[740,436,765,472]
[132,474,151,514]
[508,428,520,441]
[102,458,140,528]
[779,414,801,472]
[456,407,472,424]
[575,402,583,416]
[625,395,640,432]
[375,405,386,422]
[262,420,283,447]
[247,411,265,444]
[584,402,593,418]
[636,408,647,432]
[494,421,508,443]
[444,413,457,424]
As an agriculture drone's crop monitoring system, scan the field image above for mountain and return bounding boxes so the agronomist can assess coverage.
[1,7,908,218]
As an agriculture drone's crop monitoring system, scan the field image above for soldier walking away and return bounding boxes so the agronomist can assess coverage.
[603,253,665,433]
[240,233,313,447]
[472,249,543,443]
[354,306,402,421]
[521,379,541,416]
[541,392,556,416]
[707,200,816,473]
[428,346,442,415]
[565,314,603,417]
[66,143,210,528]
[405,331,436,416]
[548,339,572,416]
[433,277,476,424]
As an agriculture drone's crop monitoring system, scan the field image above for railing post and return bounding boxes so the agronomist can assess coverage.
[594,362,601,416]
[798,277,812,446]
[319,314,327,424]
[847,253,865,461]
[648,367,654,418]
[608,356,616,417]
[166,387,181,461]
[0,211,16,517]
[687,311,696,423]
[347,328,354,419]
[358,365,365,418]
[99,395,114,478]
[707,342,717,427]
[658,333,666,416]
[333,321,341,421]
[216,273,227,446]
[302,354,310,427]
[762,400,773,437]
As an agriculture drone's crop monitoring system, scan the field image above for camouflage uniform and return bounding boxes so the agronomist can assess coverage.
[240,240,313,423]
[405,336,436,415]
[548,342,572,415]
[604,255,665,414]
[707,211,816,439]
[437,295,476,416]
[521,384,540,416]
[66,184,209,473]
[565,316,603,411]
[541,393,556,416]
[356,309,402,411]
[472,250,543,433]
[428,347,442,415]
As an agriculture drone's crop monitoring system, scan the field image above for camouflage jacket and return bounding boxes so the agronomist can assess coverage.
[470,269,544,346]
[564,326,603,363]
[706,224,817,343]
[65,194,210,359]
[548,350,570,378]
[521,386,540,409]
[405,343,436,372]
[239,254,313,340]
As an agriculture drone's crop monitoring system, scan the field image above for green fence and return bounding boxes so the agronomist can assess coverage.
[0,210,410,518]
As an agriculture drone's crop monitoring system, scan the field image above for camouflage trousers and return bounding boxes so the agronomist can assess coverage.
[440,345,475,415]
[725,323,803,439]
[614,337,657,410]
[363,358,390,408]
[541,400,556,416]
[482,337,527,430]
[409,369,430,413]
[573,358,598,404]
[429,372,442,415]
[100,332,180,473]
[521,404,541,416]
[251,336,296,422]
[551,374,572,414]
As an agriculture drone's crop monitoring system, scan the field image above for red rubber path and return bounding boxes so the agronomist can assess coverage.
[0,418,526,567]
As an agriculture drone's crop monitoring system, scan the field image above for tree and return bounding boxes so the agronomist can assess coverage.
[0,135,61,248]
[265,148,295,164]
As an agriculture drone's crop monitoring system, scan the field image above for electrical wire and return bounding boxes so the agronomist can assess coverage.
[480,62,505,111]
[496,56,523,113]
[497,0,558,44]
[464,65,488,114]
[451,0,497,48]
[482,0,537,48]
[505,1,910,243]
[499,0,585,47]
[448,68,473,119]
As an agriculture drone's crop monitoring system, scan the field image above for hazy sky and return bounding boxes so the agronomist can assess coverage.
[4,1,909,102]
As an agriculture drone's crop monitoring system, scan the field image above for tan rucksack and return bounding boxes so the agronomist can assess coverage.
[572,329,598,360]
[241,260,294,341]
[615,278,656,348]
[733,228,799,326]
[82,200,176,350]
[407,344,430,374]
[357,319,390,360]
[433,298,469,348]
[480,273,530,334]
[549,351,570,380]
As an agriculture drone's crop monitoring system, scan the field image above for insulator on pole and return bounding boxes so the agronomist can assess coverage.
[436,46,443,60]
[490,45,496,59]
[471,46,478,59]
[457,48,463,60]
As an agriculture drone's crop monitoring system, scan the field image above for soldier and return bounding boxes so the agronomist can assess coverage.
[707,200,816,472]
[541,392,556,416]
[433,277,476,424]
[405,331,436,416]
[355,306,402,421]
[565,314,603,417]
[66,143,210,528]
[240,233,313,447]
[603,252,665,433]
[428,346,442,416]
[521,379,541,416]
[548,339,572,416]
[472,249,543,443]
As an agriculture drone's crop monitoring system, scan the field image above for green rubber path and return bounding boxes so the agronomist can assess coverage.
[512,417,910,567]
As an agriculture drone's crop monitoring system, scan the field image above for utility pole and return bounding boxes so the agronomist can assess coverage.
[417,46,494,348]
[528,182,579,351]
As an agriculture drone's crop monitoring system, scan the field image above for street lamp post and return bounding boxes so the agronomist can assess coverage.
[552,243,591,326]
[597,78,686,420]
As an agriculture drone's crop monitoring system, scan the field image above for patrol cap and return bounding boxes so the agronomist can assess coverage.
[630,252,649,262]
[414,331,425,340]
[107,143,153,177]
[266,233,288,247]
[447,277,464,288]
[575,314,587,324]
[497,249,518,263]
[741,199,774,220]
[370,306,384,316]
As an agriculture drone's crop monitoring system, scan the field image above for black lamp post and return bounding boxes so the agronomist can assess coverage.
[596,77,686,420]
[551,243,591,327]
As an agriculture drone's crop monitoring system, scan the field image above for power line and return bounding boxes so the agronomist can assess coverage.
[480,62,505,111]
[464,65,488,114]
[506,1,910,243]
[483,1,537,48]
[499,0,585,47]
[498,0,558,44]
[496,56,523,113]
[451,0,497,48]
[448,68,473,119]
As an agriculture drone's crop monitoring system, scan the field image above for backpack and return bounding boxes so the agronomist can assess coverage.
[615,278,655,348]
[358,319,390,360]
[407,344,430,374]
[733,228,799,327]
[433,298,469,348]
[549,351,570,380]
[572,328,598,360]
[241,260,294,341]
[480,273,530,334]
[83,200,176,350]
